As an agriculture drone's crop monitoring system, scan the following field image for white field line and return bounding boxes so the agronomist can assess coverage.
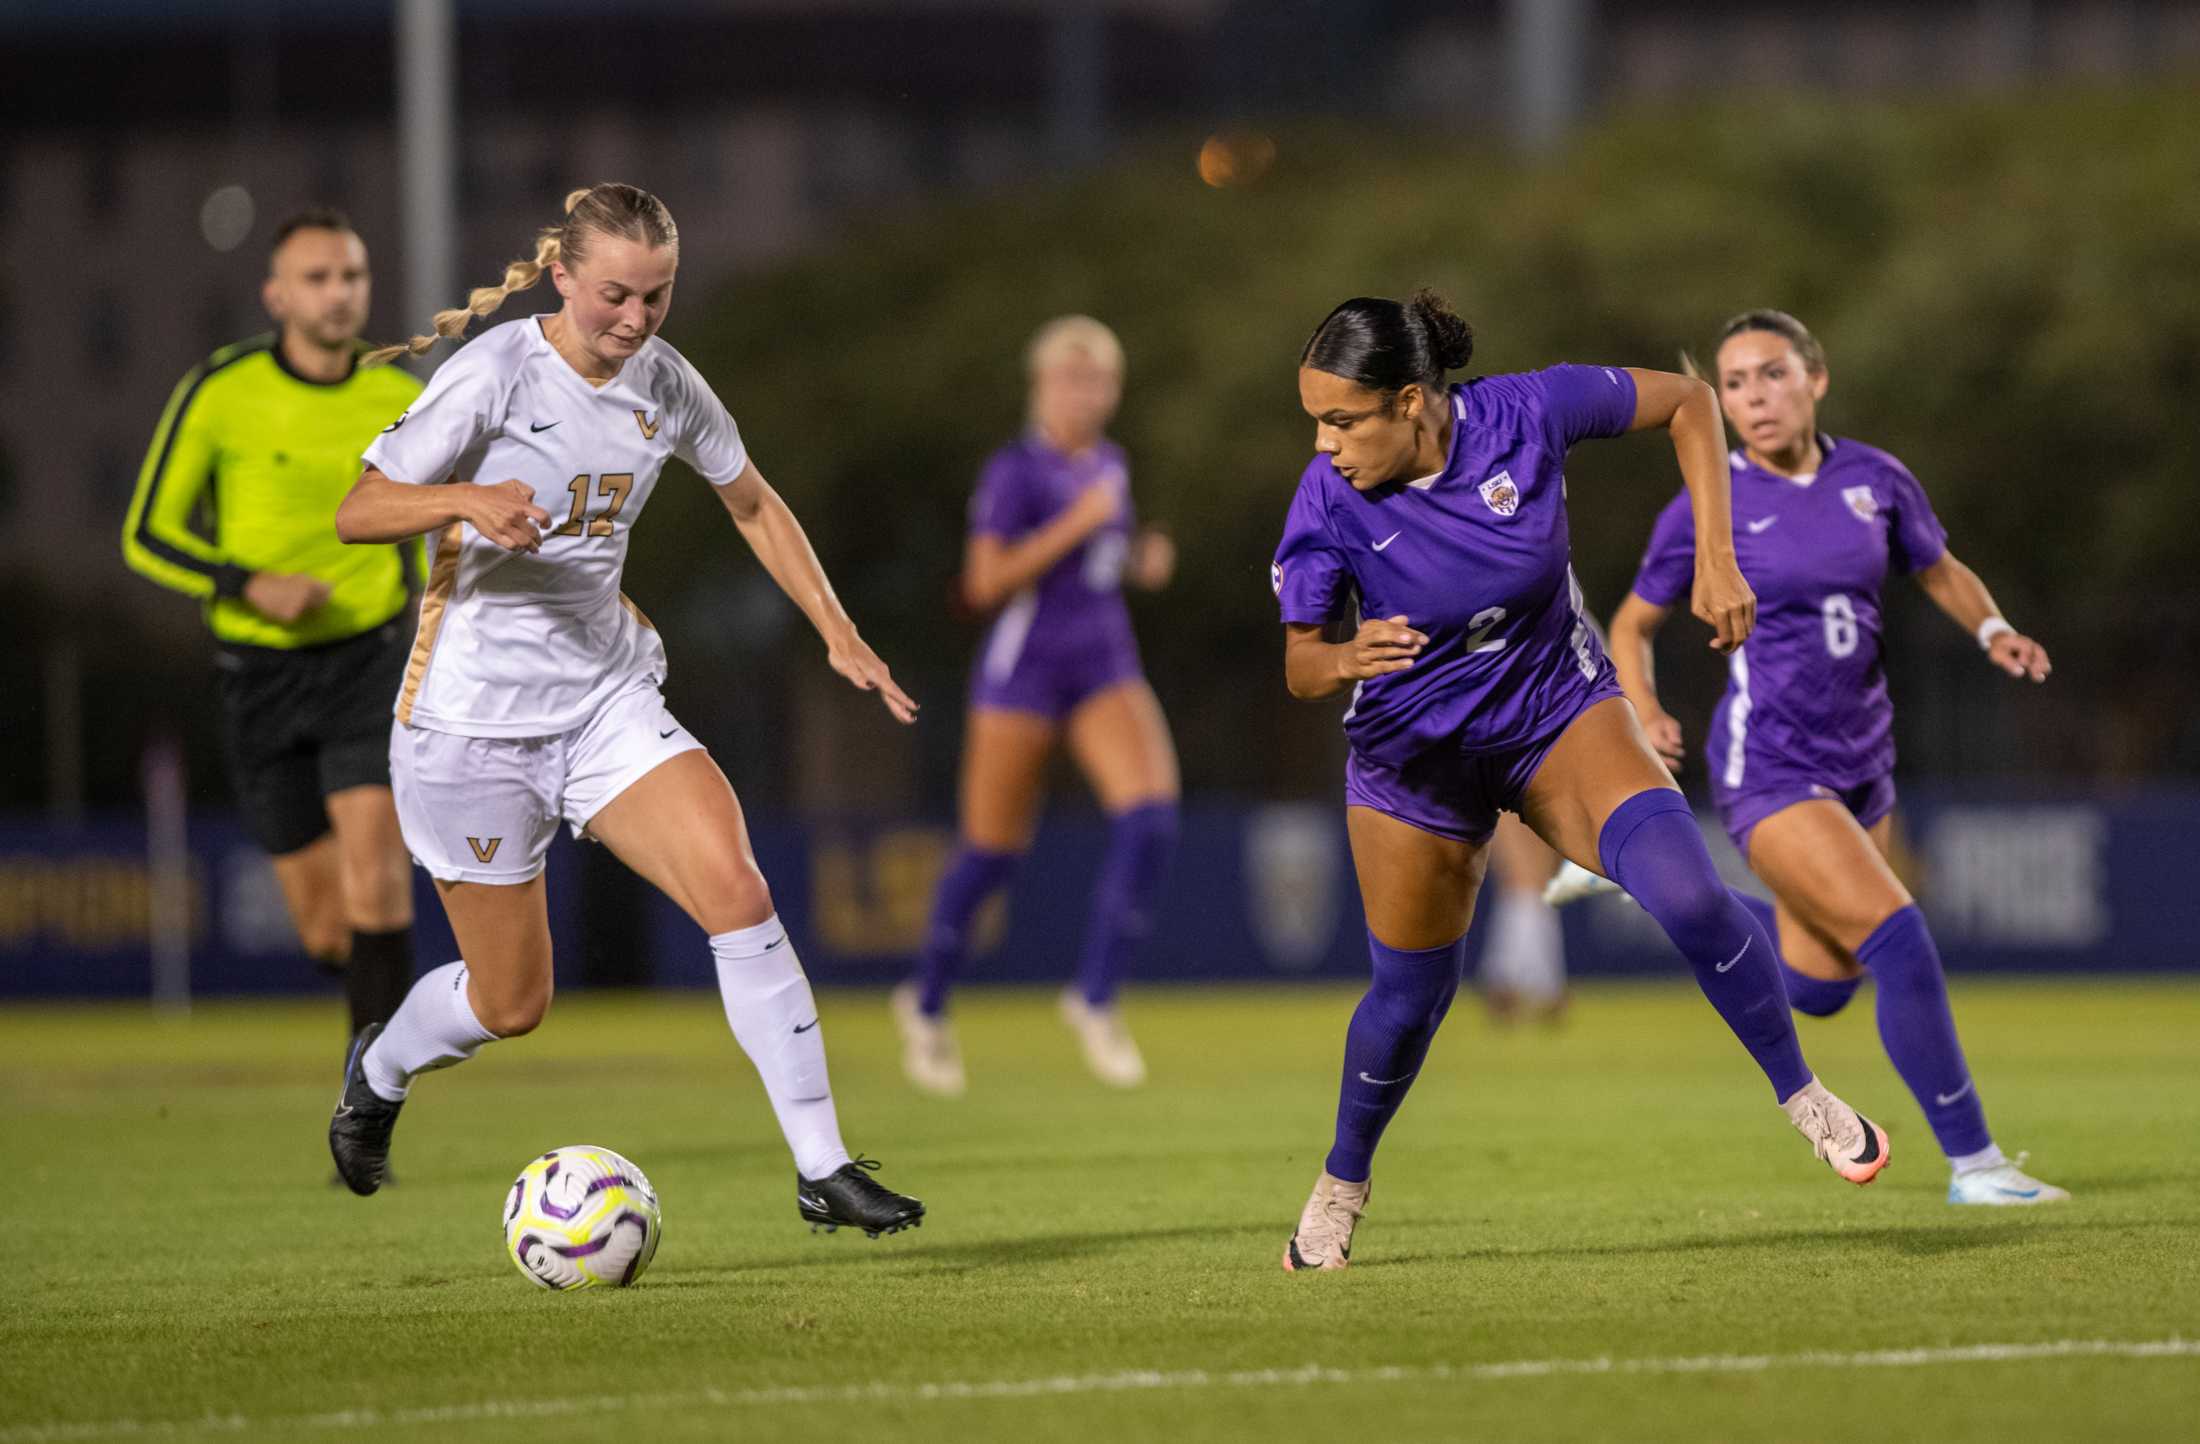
[2,1337,2193,1441]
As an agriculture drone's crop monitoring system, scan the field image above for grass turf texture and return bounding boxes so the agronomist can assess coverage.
[3,979,2194,1442]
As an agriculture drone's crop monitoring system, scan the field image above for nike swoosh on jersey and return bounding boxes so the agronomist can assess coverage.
[793,1019,820,1034]
[530,420,561,432]
[1372,531,1402,551]
[1747,516,1779,533]
[658,727,678,738]
[1935,1079,1975,1106]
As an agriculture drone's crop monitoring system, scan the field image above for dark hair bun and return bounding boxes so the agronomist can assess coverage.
[1409,288,1475,373]
[1301,291,1478,394]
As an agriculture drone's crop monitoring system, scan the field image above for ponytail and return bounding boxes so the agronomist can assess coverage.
[363,232,560,366]
[364,183,677,367]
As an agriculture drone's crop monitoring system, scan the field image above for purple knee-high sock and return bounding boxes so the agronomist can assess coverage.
[913,845,1021,1016]
[1600,789,1811,1101]
[1325,932,1467,1183]
[1859,905,1991,1159]
[1073,801,1179,1007]
[1730,889,1864,1017]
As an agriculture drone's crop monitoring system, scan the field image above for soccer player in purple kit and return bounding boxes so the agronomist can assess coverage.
[893,316,1179,1094]
[1272,290,1893,1273]
[1604,309,2066,1206]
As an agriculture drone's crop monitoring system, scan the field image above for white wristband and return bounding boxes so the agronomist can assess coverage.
[1976,617,2015,651]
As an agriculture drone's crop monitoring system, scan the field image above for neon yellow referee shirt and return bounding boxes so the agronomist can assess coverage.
[122,334,423,650]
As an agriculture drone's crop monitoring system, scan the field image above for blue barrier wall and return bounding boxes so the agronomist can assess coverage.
[2,787,2191,1000]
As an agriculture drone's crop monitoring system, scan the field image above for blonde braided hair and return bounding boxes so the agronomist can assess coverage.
[365,183,678,366]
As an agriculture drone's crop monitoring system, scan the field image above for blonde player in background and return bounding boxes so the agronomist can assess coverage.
[894,316,1179,1094]
[326,183,924,1238]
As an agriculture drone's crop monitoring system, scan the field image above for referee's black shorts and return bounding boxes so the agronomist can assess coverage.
[216,618,411,856]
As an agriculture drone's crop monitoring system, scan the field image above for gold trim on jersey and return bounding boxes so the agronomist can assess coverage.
[396,522,464,725]
[619,592,656,631]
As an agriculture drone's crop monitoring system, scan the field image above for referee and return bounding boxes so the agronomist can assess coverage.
[123,207,422,1039]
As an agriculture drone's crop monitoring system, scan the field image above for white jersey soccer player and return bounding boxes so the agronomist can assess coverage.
[327,183,925,1239]
[367,314,741,879]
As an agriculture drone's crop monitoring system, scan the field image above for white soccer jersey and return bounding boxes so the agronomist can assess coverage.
[363,316,748,738]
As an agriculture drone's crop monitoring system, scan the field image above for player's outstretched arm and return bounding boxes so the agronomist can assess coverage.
[1623,368,1754,654]
[1915,551,2051,683]
[335,468,550,552]
[714,459,918,724]
[1608,592,1686,770]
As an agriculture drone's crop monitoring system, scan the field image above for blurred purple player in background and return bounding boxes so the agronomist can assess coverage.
[1478,815,1572,1022]
[1590,309,2066,1206]
[1271,290,1894,1274]
[895,317,1180,1095]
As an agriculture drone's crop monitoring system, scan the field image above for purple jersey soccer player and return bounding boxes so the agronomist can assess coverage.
[895,316,1180,1094]
[1607,309,2065,1207]
[1270,291,1899,1274]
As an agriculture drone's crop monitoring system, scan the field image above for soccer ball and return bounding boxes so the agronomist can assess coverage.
[501,1145,662,1289]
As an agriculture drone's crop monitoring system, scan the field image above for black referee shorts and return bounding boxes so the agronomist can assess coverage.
[216,618,411,856]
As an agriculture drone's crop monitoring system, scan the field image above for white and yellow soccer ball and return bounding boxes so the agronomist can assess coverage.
[502,1145,662,1289]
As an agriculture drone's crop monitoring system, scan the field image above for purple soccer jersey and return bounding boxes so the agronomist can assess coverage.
[967,435,1143,718]
[1630,435,1948,797]
[1271,366,1638,768]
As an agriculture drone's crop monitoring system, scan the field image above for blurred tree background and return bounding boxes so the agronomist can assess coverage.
[636,84,2199,815]
[21,83,2193,815]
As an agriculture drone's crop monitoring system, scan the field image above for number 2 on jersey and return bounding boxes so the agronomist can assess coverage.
[552,472,635,538]
[1465,605,1507,655]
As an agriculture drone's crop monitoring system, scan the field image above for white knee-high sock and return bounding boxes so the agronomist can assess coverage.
[712,916,852,1180]
[362,960,498,1102]
[1482,890,1567,1004]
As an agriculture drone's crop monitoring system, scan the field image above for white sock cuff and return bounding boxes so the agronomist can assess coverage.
[1949,1142,2007,1175]
[446,963,498,1043]
[710,914,790,960]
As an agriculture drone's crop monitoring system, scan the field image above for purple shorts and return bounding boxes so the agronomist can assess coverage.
[1716,769,1897,861]
[970,643,1144,722]
[1344,683,1626,845]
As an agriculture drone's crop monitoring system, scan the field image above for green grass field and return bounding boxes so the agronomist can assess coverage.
[4,979,2196,1442]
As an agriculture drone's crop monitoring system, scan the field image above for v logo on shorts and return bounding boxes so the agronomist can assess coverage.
[633,409,661,440]
[466,836,504,864]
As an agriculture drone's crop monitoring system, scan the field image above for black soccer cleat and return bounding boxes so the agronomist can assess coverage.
[328,1022,404,1197]
[796,1157,925,1238]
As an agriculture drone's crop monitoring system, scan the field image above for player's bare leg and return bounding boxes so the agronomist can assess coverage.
[590,750,924,1236]
[897,707,1057,1095]
[1522,697,1888,1185]
[1061,680,1180,1086]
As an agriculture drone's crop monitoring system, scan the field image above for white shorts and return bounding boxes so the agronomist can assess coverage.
[390,681,704,884]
